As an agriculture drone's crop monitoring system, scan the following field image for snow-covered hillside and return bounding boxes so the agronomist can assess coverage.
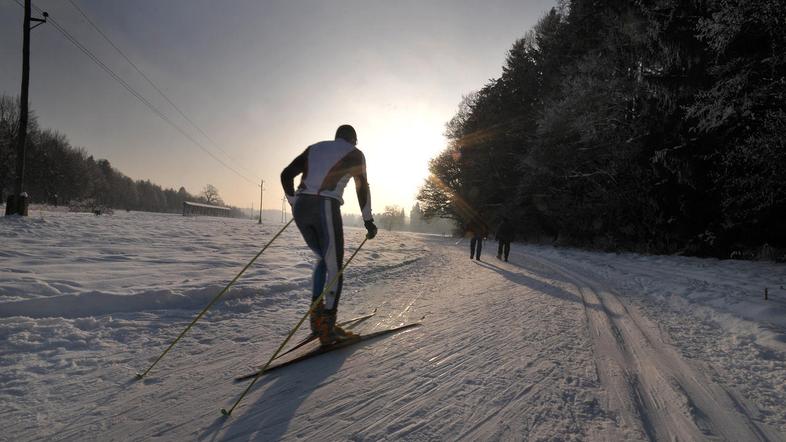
[1,210,785,441]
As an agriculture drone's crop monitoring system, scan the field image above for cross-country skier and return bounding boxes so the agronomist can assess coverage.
[280,124,378,345]
[464,215,488,261]
[495,216,514,262]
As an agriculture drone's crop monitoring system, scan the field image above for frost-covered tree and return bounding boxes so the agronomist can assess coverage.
[419,1,785,257]
[201,184,223,205]
[378,205,405,231]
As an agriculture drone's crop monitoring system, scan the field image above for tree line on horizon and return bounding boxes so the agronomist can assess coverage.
[0,95,242,216]
[418,0,785,259]
[339,203,454,235]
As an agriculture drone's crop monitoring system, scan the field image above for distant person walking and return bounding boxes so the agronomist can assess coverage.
[280,124,378,345]
[495,216,514,262]
[465,216,488,261]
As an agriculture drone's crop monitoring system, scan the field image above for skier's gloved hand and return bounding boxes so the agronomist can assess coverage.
[364,219,378,240]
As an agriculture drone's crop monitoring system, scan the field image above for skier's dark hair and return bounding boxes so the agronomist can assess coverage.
[335,124,357,143]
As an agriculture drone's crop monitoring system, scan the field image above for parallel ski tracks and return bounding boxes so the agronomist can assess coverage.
[524,253,774,441]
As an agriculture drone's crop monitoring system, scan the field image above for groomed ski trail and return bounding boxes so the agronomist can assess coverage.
[214,241,617,441]
[520,252,779,441]
[6,227,785,441]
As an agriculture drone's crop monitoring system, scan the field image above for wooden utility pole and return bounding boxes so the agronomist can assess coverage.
[6,0,46,216]
[258,179,265,224]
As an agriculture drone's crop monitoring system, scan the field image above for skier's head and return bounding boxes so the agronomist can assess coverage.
[335,124,357,145]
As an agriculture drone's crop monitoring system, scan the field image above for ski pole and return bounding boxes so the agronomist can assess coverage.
[221,236,369,416]
[136,218,294,379]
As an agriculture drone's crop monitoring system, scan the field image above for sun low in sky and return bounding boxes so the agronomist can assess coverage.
[0,0,555,214]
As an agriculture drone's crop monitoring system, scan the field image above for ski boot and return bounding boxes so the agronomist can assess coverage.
[311,301,358,345]
[333,323,359,342]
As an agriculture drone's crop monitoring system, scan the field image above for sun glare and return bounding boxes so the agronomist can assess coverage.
[360,109,447,213]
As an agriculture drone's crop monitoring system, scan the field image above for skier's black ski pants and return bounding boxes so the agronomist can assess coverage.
[497,240,511,261]
[470,235,483,260]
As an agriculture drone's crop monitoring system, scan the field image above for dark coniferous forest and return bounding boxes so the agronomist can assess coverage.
[0,95,241,216]
[418,0,785,259]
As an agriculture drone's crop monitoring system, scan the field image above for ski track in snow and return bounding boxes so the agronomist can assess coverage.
[1,210,785,441]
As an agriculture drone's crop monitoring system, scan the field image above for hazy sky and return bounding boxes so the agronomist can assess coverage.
[1,0,556,214]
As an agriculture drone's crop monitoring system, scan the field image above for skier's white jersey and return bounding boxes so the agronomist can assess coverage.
[281,139,373,221]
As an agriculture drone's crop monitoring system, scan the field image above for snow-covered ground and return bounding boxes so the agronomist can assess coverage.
[1,210,785,441]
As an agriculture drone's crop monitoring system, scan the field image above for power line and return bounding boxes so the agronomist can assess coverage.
[48,17,258,185]
[65,0,261,181]
[9,0,258,186]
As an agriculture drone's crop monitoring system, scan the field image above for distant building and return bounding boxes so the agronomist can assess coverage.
[182,201,232,218]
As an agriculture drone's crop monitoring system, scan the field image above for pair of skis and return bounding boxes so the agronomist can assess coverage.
[235,310,420,382]
[270,308,377,361]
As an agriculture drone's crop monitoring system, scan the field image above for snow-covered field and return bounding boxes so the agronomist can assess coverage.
[1,210,785,441]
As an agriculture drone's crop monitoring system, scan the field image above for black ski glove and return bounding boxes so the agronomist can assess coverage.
[364,219,378,239]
